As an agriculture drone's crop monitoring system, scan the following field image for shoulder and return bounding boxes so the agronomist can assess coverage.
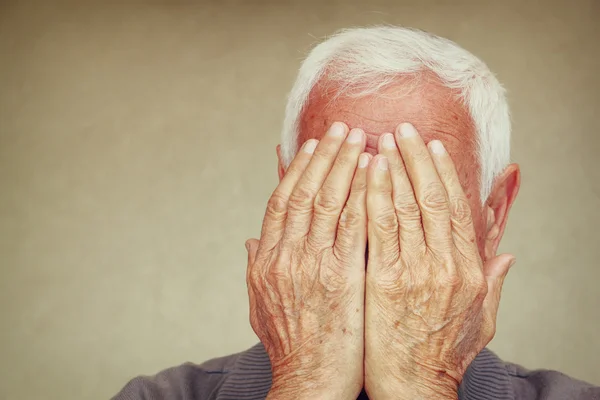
[461,349,599,400]
[111,347,251,400]
[503,359,600,400]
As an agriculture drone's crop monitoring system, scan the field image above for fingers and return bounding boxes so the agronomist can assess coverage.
[366,155,400,269]
[427,139,478,257]
[377,133,425,253]
[245,238,260,331]
[307,128,367,250]
[482,255,515,337]
[282,122,349,245]
[258,139,318,253]
[333,152,371,260]
[394,123,452,253]
[245,238,261,297]
[245,238,260,267]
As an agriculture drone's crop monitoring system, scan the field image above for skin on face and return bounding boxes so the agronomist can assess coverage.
[277,71,520,260]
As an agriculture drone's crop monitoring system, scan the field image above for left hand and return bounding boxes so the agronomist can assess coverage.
[364,123,515,400]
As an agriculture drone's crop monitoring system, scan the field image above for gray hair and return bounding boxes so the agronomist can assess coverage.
[280,26,511,203]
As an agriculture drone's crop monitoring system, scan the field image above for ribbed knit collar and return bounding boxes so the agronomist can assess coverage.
[217,343,514,400]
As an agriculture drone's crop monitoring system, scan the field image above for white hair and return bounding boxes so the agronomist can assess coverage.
[280,26,511,203]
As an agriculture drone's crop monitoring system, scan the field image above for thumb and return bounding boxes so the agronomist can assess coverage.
[482,254,516,321]
[245,238,260,266]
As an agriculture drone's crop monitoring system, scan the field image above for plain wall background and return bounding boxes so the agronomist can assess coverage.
[0,0,598,398]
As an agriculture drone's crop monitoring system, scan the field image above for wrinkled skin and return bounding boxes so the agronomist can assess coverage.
[248,77,520,399]
[363,123,516,399]
[246,123,371,399]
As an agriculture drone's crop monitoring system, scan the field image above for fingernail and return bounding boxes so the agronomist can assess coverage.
[245,242,250,252]
[358,153,370,168]
[327,122,345,137]
[378,156,388,171]
[398,122,417,138]
[302,139,318,154]
[429,140,445,154]
[509,258,517,269]
[381,133,396,149]
[347,128,364,143]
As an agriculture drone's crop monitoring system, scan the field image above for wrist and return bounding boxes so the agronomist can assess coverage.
[368,383,457,400]
[268,375,361,400]
[367,368,459,400]
[266,385,357,400]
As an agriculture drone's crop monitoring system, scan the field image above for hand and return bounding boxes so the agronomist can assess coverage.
[246,122,371,399]
[364,123,515,399]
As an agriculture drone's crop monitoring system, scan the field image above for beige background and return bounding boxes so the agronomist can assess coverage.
[1,0,599,399]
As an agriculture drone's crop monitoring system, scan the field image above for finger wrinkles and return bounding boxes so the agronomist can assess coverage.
[331,151,355,169]
[266,192,289,218]
[393,193,421,219]
[285,161,308,179]
[288,185,316,212]
[449,197,473,225]
[409,146,432,165]
[313,190,344,217]
[370,208,399,233]
[338,206,362,230]
[312,142,341,164]
[351,177,367,195]
[418,182,449,214]
[372,177,393,195]
[305,223,333,251]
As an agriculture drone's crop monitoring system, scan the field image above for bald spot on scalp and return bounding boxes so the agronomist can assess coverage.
[296,71,488,251]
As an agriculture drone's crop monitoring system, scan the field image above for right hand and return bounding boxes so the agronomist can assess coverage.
[246,122,371,399]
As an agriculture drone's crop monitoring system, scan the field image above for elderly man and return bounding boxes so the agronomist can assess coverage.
[114,27,599,400]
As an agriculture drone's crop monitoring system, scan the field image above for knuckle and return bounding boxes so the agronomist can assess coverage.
[288,186,315,210]
[338,205,363,230]
[419,182,448,212]
[266,192,288,216]
[394,193,421,219]
[372,208,398,232]
[313,189,342,216]
[449,196,473,224]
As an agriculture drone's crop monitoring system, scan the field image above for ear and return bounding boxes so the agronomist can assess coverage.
[484,163,521,260]
[276,144,286,182]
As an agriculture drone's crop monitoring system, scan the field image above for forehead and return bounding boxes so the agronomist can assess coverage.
[298,72,476,157]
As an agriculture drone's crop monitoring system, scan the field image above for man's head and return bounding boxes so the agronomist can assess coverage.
[276,26,520,260]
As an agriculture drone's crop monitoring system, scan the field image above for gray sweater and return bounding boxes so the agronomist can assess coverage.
[113,343,599,400]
